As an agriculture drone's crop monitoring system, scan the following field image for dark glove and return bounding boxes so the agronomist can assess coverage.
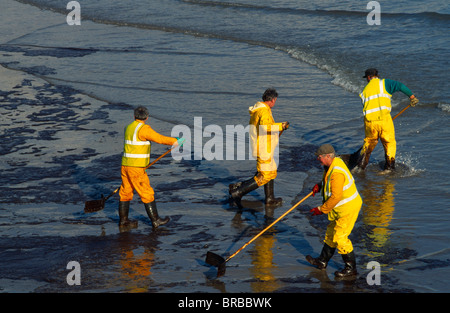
[310,207,323,216]
[312,184,320,196]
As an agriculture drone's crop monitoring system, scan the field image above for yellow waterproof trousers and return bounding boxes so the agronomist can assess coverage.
[324,196,362,254]
[119,166,154,203]
[254,157,277,186]
[362,115,396,161]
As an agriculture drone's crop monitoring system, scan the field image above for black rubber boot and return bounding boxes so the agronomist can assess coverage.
[335,251,357,277]
[355,151,371,171]
[306,243,336,269]
[384,155,396,171]
[118,201,138,230]
[144,200,170,229]
[229,178,259,209]
[264,180,283,206]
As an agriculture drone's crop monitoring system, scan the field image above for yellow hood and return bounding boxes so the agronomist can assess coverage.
[249,101,268,114]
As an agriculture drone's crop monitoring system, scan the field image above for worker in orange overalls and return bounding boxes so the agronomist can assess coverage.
[306,144,362,277]
[118,106,183,231]
[229,88,289,209]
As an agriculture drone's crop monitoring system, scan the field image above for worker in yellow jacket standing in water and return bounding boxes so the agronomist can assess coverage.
[229,88,289,209]
[119,106,183,231]
[355,68,419,171]
[306,144,362,277]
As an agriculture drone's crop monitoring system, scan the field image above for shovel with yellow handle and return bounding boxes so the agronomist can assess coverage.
[205,191,313,277]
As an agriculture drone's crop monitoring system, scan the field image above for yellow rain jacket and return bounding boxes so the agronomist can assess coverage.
[119,120,177,203]
[320,157,362,254]
[248,101,283,186]
[359,78,396,159]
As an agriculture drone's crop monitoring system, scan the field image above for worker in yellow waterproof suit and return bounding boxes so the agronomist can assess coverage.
[356,68,418,171]
[118,106,183,231]
[229,88,289,209]
[306,144,362,277]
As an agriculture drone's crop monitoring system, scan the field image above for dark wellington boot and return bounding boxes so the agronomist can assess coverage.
[228,182,241,194]
[144,200,170,229]
[384,156,396,171]
[335,251,357,277]
[354,151,371,172]
[118,201,138,230]
[306,243,336,269]
[264,180,283,206]
[229,178,259,209]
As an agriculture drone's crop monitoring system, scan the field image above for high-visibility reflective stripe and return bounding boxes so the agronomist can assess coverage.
[333,166,354,191]
[324,168,333,197]
[323,158,359,210]
[334,190,359,208]
[361,93,392,103]
[132,124,140,140]
[324,166,354,197]
[125,140,150,146]
[361,80,392,105]
[123,153,150,158]
[124,122,150,158]
[363,106,392,115]
[360,79,393,120]
[122,121,151,167]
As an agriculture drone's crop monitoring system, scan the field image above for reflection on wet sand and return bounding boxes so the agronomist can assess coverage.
[112,233,157,292]
[250,229,280,292]
[117,248,154,292]
[359,175,396,259]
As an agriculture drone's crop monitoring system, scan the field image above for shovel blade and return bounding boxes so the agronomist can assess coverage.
[205,251,227,277]
[217,262,226,277]
[206,251,225,266]
[84,198,105,213]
